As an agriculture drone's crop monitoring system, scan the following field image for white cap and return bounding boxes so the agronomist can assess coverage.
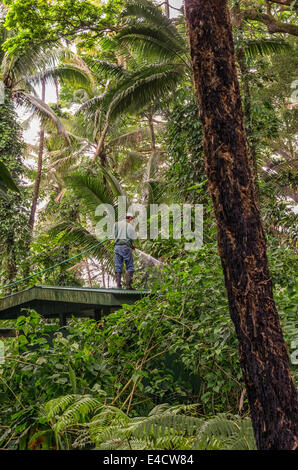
[126,212,134,219]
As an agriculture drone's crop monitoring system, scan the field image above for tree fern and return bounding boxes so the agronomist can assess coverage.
[44,394,103,432]
[192,414,256,450]
[41,395,257,450]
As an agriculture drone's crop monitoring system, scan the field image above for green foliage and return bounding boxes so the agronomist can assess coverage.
[0,92,30,285]
[192,413,256,450]
[0,0,297,453]
[0,230,296,449]
[3,0,123,53]
[32,398,256,450]
[165,89,206,203]
[0,160,19,196]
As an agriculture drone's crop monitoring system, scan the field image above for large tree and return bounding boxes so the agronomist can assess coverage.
[184,0,297,450]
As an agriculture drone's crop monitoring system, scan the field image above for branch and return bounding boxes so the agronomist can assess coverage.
[243,8,298,36]
[267,0,298,9]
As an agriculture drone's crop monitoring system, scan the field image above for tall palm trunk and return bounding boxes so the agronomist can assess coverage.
[92,120,109,164]
[28,78,46,234]
[142,113,158,204]
[148,113,156,152]
[184,0,297,450]
[164,0,170,18]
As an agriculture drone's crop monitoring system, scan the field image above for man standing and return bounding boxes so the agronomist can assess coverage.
[113,213,136,290]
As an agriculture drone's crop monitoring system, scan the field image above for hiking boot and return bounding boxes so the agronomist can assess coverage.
[115,272,122,289]
[125,271,135,290]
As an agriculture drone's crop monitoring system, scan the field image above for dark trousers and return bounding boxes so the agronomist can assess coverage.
[114,245,134,273]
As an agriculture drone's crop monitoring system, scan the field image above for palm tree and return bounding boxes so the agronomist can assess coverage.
[1,38,93,236]
[83,0,290,164]
[85,1,189,163]
[24,51,93,235]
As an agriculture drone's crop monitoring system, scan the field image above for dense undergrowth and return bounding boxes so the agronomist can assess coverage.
[0,239,296,450]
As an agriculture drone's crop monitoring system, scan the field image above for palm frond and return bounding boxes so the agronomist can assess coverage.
[108,127,151,147]
[77,94,106,116]
[83,57,128,81]
[97,165,127,198]
[243,39,291,58]
[117,151,145,175]
[65,172,116,212]
[3,43,60,79]
[47,221,114,269]
[27,65,92,89]
[116,24,187,62]
[145,150,160,180]
[15,92,70,144]
[105,63,184,120]
[48,143,92,171]
[121,0,181,44]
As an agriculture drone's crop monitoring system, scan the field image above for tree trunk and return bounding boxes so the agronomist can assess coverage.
[148,112,156,152]
[184,0,298,450]
[164,0,170,19]
[28,78,46,234]
[92,120,109,164]
[234,2,259,196]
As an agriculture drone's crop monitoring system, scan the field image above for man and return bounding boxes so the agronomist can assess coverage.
[113,213,136,289]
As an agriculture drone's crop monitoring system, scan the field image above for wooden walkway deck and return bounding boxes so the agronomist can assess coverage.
[0,285,150,325]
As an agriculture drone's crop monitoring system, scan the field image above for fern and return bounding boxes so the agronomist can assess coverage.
[192,414,256,450]
[44,394,77,419]
[41,395,257,450]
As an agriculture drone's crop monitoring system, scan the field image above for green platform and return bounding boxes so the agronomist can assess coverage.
[0,285,150,324]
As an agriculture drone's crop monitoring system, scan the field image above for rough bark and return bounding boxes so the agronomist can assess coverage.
[234,2,259,197]
[184,0,298,450]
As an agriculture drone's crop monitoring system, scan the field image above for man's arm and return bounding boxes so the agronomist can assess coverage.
[127,223,137,249]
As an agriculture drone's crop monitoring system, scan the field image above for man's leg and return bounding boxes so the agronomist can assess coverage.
[114,246,124,288]
[125,271,134,290]
[122,246,135,290]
